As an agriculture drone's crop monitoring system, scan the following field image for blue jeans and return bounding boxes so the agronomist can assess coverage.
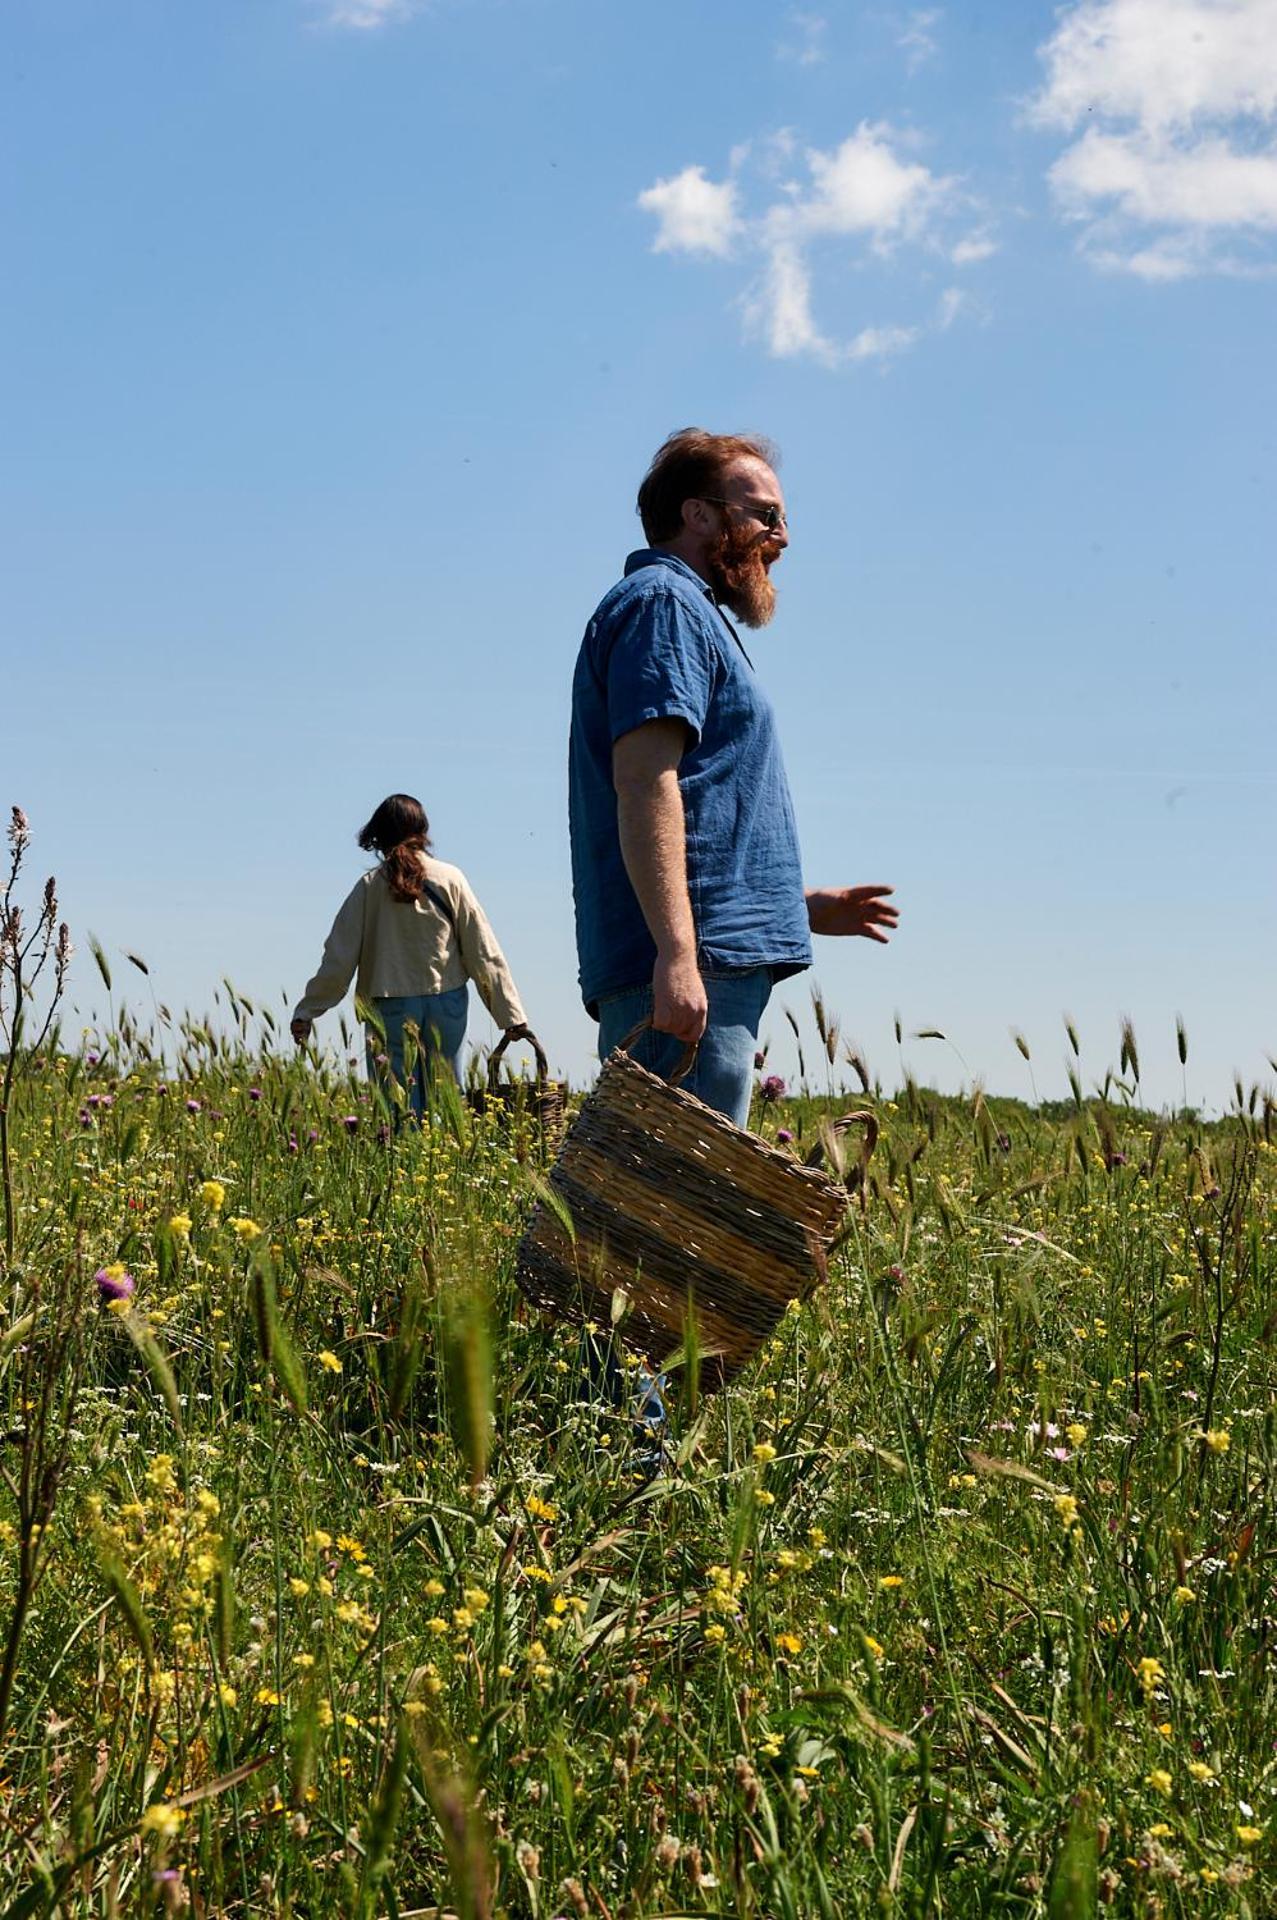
[368,988,468,1121]
[596,967,773,1129]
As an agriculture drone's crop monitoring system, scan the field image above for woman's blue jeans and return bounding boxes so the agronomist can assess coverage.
[368,987,468,1121]
[596,967,773,1129]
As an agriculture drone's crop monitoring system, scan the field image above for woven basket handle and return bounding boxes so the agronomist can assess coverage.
[804,1109,879,1179]
[487,1028,550,1091]
[617,1020,699,1088]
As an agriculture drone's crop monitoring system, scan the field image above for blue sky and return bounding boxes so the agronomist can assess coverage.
[4,0,1275,1110]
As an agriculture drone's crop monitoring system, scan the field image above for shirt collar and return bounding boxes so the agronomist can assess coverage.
[624,547,715,599]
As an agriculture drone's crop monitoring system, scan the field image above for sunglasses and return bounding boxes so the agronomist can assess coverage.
[700,497,788,533]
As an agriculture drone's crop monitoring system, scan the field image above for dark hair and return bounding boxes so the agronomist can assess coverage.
[357,794,432,903]
[637,427,780,544]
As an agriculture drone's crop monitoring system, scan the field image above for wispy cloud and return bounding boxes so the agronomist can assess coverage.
[1031,0,1277,278]
[897,9,942,73]
[776,10,828,68]
[639,122,988,370]
[318,0,420,30]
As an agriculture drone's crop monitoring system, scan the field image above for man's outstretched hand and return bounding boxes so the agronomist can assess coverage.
[806,885,898,943]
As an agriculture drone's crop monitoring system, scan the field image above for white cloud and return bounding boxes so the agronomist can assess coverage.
[898,9,942,73]
[640,122,982,371]
[950,229,999,264]
[321,0,417,27]
[637,126,983,370]
[776,10,828,67]
[1032,0,1277,275]
[637,166,741,259]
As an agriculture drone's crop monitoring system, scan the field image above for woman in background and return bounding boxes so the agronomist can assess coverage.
[291,793,528,1119]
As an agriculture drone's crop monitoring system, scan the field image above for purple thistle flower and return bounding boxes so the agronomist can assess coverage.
[776,1127,794,1145]
[759,1074,787,1103]
[156,1082,168,1095]
[186,1099,201,1114]
[341,1114,359,1133]
[94,1266,136,1304]
[288,1134,299,1154]
[248,1087,262,1102]
[307,1127,319,1144]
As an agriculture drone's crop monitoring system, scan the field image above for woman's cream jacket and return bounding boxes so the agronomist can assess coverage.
[293,857,526,1030]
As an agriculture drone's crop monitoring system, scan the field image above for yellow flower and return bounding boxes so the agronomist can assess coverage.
[1054,1493,1080,1532]
[141,1802,185,1838]
[1187,1761,1214,1782]
[755,1488,776,1506]
[217,1683,237,1707]
[752,1442,778,1464]
[317,1350,342,1374]
[863,1635,884,1660]
[879,1575,904,1590]
[808,1527,826,1548]
[427,1617,449,1636]
[1146,1769,1173,1798]
[310,1528,333,1551]
[256,1686,282,1706]
[1202,1429,1231,1454]
[1236,1826,1264,1845]
[776,1633,803,1655]
[704,1623,727,1645]
[1066,1423,1088,1448]
[230,1216,262,1241]
[424,1578,445,1597]
[198,1180,226,1211]
[168,1213,192,1241]
[288,1577,311,1597]
[336,1534,366,1561]
[526,1495,557,1521]
[463,1587,490,1612]
[1137,1656,1165,1694]
[1174,1585,1196,1606]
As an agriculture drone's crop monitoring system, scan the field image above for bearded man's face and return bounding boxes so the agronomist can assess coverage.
[703,459,787,628]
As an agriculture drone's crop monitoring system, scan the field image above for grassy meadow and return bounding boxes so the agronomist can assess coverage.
[1,931,1275,1913]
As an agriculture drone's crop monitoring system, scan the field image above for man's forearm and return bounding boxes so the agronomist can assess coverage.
[616,770,697,961]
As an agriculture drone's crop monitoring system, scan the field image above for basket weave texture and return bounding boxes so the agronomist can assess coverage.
[466,1030,565,1157]
[515,1045,850,1386]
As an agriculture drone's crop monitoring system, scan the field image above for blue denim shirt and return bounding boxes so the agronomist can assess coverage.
[570,549,812,1012]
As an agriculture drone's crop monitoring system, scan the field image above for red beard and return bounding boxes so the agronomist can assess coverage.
[707,517,779,628]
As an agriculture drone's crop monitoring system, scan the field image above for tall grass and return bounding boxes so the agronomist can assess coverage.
[0,999,1273,1916]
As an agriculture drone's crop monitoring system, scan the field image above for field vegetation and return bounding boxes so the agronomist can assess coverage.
[1,811,1275,1917]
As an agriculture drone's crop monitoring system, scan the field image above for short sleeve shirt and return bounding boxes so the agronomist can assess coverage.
[569,549,812,1012]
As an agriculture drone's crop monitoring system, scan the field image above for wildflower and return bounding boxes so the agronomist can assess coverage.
[1137,1657,1165,1695]
[776,1128,794,1145]
[336,1533,366,1560]
[1202,1429,1231,1454]
[879,1575,903,1590]
[248,1087,262,1101]
[256,1687,282,1707]
[775,1633,803,1655]
[526,1495,557,1521]
[229,1216,262,1241]
[1188,1761,1215,1782]
[310,1528,333,1550]
[217,1683,237,1707]
[808,1527,826,1549]
[341,1115,359,1133]
[168,1213,192,1241]
[1147,1769,1173,1797]
[464,1587,490,1613]
[862,1634,884,1660]
[423,1578,445,1597]
[427,1617,449,1636]
[94,1263,136,1304]
[198,1179,225,1211]
[704,1623,727,1645]
[1054,1493,1080,1532]
[288,1577,311,1597]
[1066,1423,1088,1448]
[186,1099,202,1115]
[759,1074,787,1102]
[1236,1826,1264,1845]
[141,1802,185,1838]
[1174,1586,1197,1606]
[752,1441,777,1464]
[317,1350,343,1374]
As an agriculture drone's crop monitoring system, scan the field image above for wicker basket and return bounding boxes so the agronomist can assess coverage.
[515,1031,876,1387]
[467,1029,565,1157]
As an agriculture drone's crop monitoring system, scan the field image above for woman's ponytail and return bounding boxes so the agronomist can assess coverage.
[356,794,432,903]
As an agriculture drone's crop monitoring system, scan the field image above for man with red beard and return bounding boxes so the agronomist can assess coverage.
[569,427,896,1129]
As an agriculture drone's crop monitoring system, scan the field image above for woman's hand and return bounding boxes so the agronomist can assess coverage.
[291,1017,313,1046]
[503,1023,531,1043]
